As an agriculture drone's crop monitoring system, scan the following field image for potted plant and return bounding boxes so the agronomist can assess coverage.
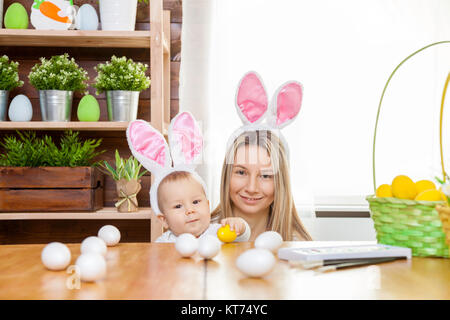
[99,0,148,31]
[0,55,24,121]
[93,55,150,121]
[100,150,147,212]
[0,130,106,212]
[28,53,89,121]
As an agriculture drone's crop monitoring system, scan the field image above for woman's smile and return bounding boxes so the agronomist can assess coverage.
[239,194,264,204]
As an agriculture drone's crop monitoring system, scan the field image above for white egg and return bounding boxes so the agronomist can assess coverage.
[8,94,33,121]
[175,233,198,258]
[75,253,107,282]
[41,242,71,271]
[254,231,283,253]
[198,235,222,260]
[76,4,99,30]
[98,225,121,246]
[81,236,107,256]
[236,248,276,278]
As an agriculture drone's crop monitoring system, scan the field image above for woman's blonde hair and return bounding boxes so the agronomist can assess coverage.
[212,130,312,241]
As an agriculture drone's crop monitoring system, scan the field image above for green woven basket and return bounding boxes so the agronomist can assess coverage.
[367,41,450,258]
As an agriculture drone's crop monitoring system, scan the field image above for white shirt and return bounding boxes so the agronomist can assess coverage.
[155,220,251,243]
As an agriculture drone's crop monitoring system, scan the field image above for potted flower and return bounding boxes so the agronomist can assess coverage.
[28,53,89,121]
[93,55,150,121]
[0,55,24,121]
[0,130,106,212]
[100,150,147,212]
[99,0,148,31]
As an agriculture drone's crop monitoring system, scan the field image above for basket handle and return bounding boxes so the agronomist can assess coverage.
[439,73,450,183]
[372,41,450,193]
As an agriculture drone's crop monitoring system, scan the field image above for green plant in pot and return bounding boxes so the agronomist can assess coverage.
[93,55,150,122]
[0,55,24,121]
[28,53,89,122]
[100,149,147,212]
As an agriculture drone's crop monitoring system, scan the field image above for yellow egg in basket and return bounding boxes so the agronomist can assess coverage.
[414,189,446,201]
[415,180,436,194]
[376,184,392,198]
[391,175,417,200]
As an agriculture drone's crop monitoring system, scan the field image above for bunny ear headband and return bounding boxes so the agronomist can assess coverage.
[126,111,205,216]
[226,71,303,159]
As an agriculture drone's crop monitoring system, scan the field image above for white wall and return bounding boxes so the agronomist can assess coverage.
[302,217,377,241]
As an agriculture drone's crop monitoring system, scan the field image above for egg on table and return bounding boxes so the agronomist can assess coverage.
[254,231,283,253]
[198,235,221,259]
[41,242,71,271]
[75,4,99,30]
[98,225,121,246]
[75,253,107,282]
[80,236,107,256]
[8,94,33,122]
[175,233,198,258]
[236,248,276,278]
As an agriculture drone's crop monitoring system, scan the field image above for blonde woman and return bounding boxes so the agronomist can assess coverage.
[211,71,312,241]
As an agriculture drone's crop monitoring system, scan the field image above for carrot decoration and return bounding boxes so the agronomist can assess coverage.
[39,1,71,23]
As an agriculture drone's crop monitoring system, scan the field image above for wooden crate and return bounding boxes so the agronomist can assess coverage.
[0,167,104,212]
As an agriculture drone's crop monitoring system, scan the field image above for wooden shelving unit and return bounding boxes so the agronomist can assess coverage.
[0,0,171,242]
[0,207,153,220]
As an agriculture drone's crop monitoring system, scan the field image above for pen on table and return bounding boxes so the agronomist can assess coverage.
[289,256,406,270]
[315,257,406,273]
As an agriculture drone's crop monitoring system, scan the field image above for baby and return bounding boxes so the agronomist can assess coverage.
[155,171,250,243]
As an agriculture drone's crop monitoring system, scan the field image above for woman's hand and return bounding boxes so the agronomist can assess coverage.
[220,217,247,236]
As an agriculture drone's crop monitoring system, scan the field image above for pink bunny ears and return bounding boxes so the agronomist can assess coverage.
[126,112,205,216]
[227,71,304,156]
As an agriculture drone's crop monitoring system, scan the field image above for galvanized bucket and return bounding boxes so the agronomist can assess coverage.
[39,90,73,121]
[106,90,139,121]
[0,90,9,121]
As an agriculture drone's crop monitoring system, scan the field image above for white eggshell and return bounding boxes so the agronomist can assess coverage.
[41,242,71,271]
[254,231,283,253]
[81,236,107,256]
[175,233,198,258]
[8,94,33,121]
[198,235,222,260]
[98,225,121,246]
[75,253,106,282]
[76,4,98,30]
[236,248,276,278]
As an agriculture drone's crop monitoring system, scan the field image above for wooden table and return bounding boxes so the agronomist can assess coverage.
[0,241,449,300]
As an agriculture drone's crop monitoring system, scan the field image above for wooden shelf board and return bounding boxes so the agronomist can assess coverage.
[0,121,130,131]
[0,29,151,48]
[0,207,154,220]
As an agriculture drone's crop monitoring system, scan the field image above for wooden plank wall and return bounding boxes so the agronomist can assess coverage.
[0,0,182,244]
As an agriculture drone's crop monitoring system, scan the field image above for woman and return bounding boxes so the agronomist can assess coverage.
[212,129,312,241]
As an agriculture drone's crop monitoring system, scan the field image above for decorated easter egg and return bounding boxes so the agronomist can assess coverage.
[254,231,283,253]
[41,242,71,271]
[8,94,33,121]
[236,248,276,278]
[198,235,221,260]
[31,0,75,30]
[81,236,107,256]
[77,95,100,121]
[217,224,237,243]
[175,233,198,258]
[4,3,29,29]
[98,225,121,246]
[75,253,106,282]
[75,4,98,30]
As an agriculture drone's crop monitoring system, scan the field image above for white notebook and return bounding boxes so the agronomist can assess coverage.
[277,244,412,261]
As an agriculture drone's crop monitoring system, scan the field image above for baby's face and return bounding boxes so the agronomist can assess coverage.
[158,177,210,237]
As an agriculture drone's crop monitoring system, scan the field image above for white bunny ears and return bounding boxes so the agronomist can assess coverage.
[126,111,206,216]
[226,71,303,158]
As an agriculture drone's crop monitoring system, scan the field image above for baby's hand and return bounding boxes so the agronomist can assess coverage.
[220,217,246,236]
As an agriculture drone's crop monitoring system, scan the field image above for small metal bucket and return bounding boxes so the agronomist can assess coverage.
[0,90,9,121]
[106,90,140,121]
[39,90,73,121]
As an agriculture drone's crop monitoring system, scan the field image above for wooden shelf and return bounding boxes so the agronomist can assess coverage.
[0,29,152,48]
[0,207,154,220]
[0,121,130,131]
